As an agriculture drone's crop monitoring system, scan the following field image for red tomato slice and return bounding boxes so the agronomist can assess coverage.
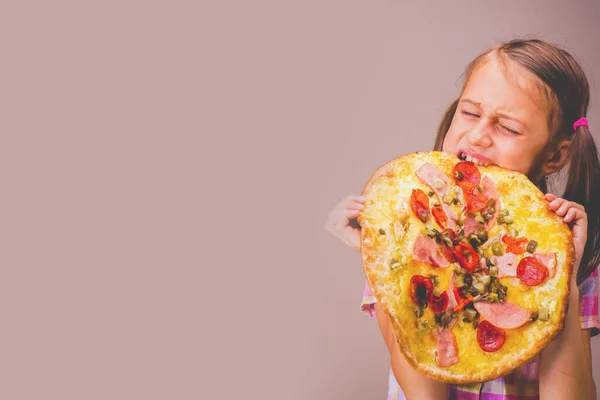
[432,206,448,229]
[517,256,548,286]
[453,161,481,184]
[502,235,528,254]
[430,291,449,313]
[454,242,480,273]
[410,189,430,222]
[409,275,433,307]
[477,320,506,352]
[459,181,486,211]
[452,287,473,312]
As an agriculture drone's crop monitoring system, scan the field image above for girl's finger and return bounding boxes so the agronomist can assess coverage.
[556,202,571,216]
[564,208,578,223]
[549,198,565,210]
[544,193,557,201]
[345,209,361,219]
[345,201,364,211]
[349,195,366,203]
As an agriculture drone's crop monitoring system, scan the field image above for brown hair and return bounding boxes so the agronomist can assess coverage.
[433,38,600,284]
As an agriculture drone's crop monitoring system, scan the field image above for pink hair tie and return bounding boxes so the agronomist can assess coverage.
[573,117,589,131]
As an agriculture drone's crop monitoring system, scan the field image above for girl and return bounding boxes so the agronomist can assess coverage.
[326,38,600,399]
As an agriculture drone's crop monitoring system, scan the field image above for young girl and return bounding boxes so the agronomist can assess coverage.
[326,38,600,399]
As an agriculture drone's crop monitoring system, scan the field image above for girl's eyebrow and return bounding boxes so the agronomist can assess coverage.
[460,98,524,126]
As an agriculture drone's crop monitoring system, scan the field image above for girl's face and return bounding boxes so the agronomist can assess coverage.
[442,58,552,178]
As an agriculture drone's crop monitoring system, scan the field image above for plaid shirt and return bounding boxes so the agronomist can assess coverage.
[360,268,600,400]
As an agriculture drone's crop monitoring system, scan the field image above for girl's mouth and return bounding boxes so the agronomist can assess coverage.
[457,151,494,167]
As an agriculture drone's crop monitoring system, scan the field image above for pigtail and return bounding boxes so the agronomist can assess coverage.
[563,125,600,284]
[433,99,459,151]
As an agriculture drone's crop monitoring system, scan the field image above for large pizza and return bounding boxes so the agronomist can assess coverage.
[358,151,574,383]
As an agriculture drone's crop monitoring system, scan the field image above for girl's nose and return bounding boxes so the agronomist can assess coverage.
[467,121,493,148]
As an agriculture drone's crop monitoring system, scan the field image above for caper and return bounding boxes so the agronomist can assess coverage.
[428,191,435,197]
[463,274,473,286]
[527,240,538,253]
[455,171,464,180]
[487,207,495,215]
[487,198,496,207]
[472,320,479,329]
[492,242,503,256]
[489,265,498,277]
[503,215,514,224]
[414,308,424,318]
[476,184,483,192]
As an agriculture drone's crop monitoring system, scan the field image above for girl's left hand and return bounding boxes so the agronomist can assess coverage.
[545,193,587,276]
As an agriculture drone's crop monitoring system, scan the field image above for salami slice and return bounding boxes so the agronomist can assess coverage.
[477,320,506,352]
[517,256,548,286]
[453,161,481,184]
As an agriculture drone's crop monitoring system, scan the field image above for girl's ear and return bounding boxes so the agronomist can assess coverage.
[541,139,572,175]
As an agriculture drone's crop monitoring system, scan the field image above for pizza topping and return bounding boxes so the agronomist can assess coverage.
[430,291,450,313]
[453,161,481,184]
[414,307,424,318]
[526,240,538,253]
[417,163,451,195]
[435,321,459,366]
[410,275,434,308]
[491,253,518,278]
[452,287,474,311]
[454,242,480,273]
[497,209,514,225]
[477,320,506,352]
[462,308,478,322]
[538,306,550,321]
[410,189,430,222]
[533,253,557,278]
[432,206,448,229]
[413,235,451,268]
[461,181,487,211]
[491,241,504,256]
[502,235,528,254]
[474,301,531,329]
[434,311,452,327]
[517,256,548,286]
[481,176,500,229]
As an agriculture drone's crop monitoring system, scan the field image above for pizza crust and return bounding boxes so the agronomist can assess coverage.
[358,151,574,383]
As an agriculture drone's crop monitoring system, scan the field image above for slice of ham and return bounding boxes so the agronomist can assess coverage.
[435,319,458,367]
[492,253,518,278]
[533,253,557,278]
[416,163,457,230]
[482,175,499,230]
[416,163,450,196]
[447,271,458,311]
[474,301,531,329]
[463,215,480,236]
[413,235,450,268]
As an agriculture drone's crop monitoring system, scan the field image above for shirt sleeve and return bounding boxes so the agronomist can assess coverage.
[360,279,377,317]
[578,267,600,337]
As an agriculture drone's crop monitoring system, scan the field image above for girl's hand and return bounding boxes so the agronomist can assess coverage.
[544,193,588,276]
[325,195,366,251]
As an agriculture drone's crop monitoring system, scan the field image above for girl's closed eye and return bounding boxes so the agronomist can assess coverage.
[461,110,480,119]
[499,124,520,135]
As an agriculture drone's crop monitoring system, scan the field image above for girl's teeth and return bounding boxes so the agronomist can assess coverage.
[463,154,489,167]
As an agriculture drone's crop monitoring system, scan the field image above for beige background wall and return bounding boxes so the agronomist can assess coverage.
[2,1,599,399]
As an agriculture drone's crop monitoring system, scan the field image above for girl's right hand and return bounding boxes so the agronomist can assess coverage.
[325,195,366,251]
